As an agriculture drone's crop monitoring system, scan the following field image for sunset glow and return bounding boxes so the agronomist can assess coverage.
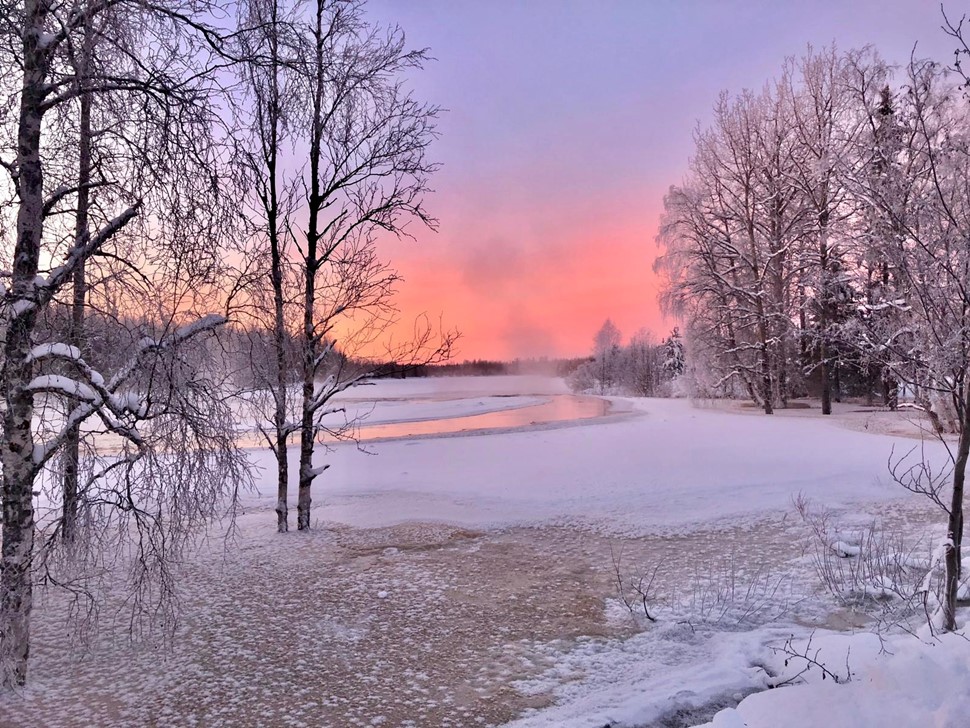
[368,0,953,360]
[10,0,970,718]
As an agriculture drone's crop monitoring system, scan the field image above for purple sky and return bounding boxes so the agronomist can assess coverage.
[366,0,956,360]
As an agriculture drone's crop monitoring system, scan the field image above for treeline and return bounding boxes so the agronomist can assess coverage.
[656,38,970,630]
[377,357,591,378]
[567,320,686,396]
[654,46,929,415]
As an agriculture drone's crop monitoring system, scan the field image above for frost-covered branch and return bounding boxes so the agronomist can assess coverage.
[29,315,227,471]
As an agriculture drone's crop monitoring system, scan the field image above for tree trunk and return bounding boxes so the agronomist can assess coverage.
[761,339,774,415]
[799,286,809,370]
[754,293,773,415]
[1,0,48,687]
[941,381,970,632]
[297,0,325,532]
[819,220,832,416]
[820,353,831,415]
[62,19,94,543]
[883,375,898,410]
[297,412,314,530]
[744,214,772,415]
[274,429,288,532]
[769,189,789,408]
[265,0,289,534]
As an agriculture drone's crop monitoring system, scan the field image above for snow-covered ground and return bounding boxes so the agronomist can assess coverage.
[696,630,970,728]
[4,376,967,728]
[243,378,951,535]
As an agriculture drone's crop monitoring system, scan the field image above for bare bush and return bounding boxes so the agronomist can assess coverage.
[767,632,853,687]
[794,495,947,631]
[610,547,794,631]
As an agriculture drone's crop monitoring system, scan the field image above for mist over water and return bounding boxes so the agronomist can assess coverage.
[349,393,610,441]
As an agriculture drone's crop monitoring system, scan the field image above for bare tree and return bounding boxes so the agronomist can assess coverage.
[235,0,302,533]
[290,0,449,531]
[58,9,97,544]
[0,0,246,688]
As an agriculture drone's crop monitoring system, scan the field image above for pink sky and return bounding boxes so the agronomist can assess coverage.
[368,0,953,361]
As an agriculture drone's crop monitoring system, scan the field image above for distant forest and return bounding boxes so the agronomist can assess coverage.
[373,357,589,379]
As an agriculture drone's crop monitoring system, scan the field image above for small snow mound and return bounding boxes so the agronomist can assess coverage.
[710,707,747,727]
[831,541,860,558]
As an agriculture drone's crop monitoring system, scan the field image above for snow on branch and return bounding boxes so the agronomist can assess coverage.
[311,340,336,372]
[41,180,111,217]
[105,314,226,391]
[26,343,83,365]
[27,374,99,404]
[39,204,140,303]
[307,371,368,415]
[30,314,227,470]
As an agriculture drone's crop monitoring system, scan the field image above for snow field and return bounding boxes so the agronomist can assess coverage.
[5,377,967,727]
[242,383,952,536]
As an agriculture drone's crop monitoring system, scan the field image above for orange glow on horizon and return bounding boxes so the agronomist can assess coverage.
[376,207,670,362]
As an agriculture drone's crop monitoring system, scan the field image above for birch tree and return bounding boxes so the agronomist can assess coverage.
[236,0,302,533]
[291,0,447,531]
[0,0,245,688]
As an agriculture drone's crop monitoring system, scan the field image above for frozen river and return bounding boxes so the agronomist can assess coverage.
[347,392,611,441]
[238,375,951,535]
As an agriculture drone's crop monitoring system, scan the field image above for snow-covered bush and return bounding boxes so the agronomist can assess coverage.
[795,497,944,627]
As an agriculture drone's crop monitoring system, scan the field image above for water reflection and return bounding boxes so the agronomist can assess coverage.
[343,394,610,442]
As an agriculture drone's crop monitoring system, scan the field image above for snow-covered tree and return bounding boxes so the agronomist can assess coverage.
[656,80,808,412]
[661,328,686,378]
[855,57,970,631]
[0,0,247,688]
[656,47,901,413]
[783,46,870,414]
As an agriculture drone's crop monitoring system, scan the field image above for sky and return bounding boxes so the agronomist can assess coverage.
[364,0,956,361]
